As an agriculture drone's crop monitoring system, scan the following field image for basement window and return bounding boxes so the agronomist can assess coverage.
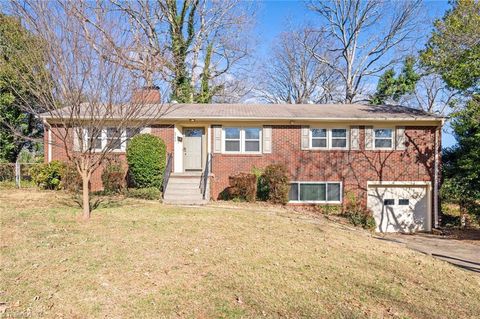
[289,182,342,203]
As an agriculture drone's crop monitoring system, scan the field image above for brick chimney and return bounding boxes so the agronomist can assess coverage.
[131,86,161,104]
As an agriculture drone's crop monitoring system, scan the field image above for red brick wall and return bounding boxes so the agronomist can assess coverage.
[210,125,438,205]
[47,125,175,191]
[46,123,439,205]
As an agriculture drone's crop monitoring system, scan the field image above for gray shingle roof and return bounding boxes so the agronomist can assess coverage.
[42,103,444,121]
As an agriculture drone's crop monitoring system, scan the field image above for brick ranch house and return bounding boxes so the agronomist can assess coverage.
[42,95,444,233]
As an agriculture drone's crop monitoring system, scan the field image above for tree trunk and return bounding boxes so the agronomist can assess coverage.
[81,172,90,219]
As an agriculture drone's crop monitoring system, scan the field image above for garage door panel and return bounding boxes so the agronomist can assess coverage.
[368,186,430,233]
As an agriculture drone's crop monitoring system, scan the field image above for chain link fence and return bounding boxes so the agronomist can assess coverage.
[0,163,42,188]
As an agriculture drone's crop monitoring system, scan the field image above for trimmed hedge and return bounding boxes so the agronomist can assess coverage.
[126,134,166,188]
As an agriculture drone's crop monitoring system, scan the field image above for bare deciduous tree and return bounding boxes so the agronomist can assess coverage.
[405,73,460,115]
[9,0,167,219]
[112,0,256,103]
[306,0,422,103]
[257,29,341,104]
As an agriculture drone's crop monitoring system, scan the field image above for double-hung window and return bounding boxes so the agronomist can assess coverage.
[126,128,141,147]
[223,127,261,153]
[106,128,123,151]
[311,129,327,148]
[82,127,142,152]
[85,127,103,151]
[310,128,348,149]
[374,128,393,149]
[289,182,342,203]
[331,129,347,148]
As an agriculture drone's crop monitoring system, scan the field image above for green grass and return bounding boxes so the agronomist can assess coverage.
[1,189,479,318]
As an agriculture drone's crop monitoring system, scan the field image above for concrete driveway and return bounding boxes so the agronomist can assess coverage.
[376,234,480,273]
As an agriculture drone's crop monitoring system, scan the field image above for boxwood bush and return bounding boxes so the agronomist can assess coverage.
[126,134,166,188]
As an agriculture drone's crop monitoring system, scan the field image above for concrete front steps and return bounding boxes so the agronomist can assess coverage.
[163,172,209,205]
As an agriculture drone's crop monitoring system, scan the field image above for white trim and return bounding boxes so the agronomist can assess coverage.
[174,125,183,173]
[288,181,343,204]
[141,126,151,134]
[367,181,431,186]
[222,127,262,154]
[433,126,440,228]
[207,126,212,154]
[309,127,349,150]
[48,127,52,163]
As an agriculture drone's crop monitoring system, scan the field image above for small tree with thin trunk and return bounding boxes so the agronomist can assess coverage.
[8,0,167,219]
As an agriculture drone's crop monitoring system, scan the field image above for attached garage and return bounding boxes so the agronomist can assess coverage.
[367,182,431,233]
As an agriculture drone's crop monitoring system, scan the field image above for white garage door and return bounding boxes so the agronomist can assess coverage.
[367,185,430,233]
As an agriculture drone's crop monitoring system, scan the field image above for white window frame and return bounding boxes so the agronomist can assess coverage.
[373,127,394,150]
[288,181,343,204]
[82,127,140,153]
[106,127,125,152]
[310,127,349,150]
[84,127,104,152]
[310,128,328,149]
[222,127,262,154]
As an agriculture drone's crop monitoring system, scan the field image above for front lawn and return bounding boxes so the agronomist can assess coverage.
[1,189,479,318]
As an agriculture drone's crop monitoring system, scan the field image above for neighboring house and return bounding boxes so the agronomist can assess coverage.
[41,89,444,233]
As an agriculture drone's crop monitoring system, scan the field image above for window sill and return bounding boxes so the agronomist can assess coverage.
[305,148,350,151]
[288,200,342,204]
[220,153,264,157]
[74,150,126,154]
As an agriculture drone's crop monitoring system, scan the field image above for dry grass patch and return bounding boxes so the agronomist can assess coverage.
[1,189,479,318]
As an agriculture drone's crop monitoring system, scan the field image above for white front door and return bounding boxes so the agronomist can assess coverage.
[368,186,430,233]
[183,128,203,171]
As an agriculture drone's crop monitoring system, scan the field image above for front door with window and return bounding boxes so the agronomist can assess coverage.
[183,128,203,171]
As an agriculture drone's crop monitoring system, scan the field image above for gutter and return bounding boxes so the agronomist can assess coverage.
[41,116,445,122]
[433,122,443,228]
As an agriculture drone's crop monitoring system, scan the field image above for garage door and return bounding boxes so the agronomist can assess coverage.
[367,185,430,233]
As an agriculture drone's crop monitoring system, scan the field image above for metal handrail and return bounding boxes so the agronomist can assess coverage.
[200,153,211,200]
[162,153,173,198]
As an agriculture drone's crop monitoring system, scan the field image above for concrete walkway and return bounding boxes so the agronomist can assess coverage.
[376,234,480,273]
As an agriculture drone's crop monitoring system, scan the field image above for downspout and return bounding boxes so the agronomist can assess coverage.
[48,126,52,163]
[433,122,442,229]
[43,119,52,163]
